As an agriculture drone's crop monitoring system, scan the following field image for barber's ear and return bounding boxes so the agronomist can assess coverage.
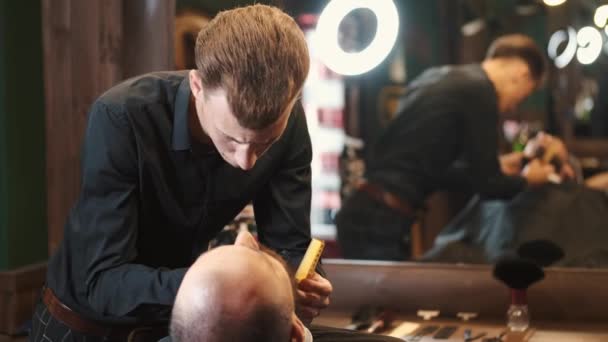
[189,70,204,99]
[290,314,306,342]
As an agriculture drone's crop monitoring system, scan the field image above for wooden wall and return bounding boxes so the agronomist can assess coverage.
[42,0,175,254]
[0,0,48,271]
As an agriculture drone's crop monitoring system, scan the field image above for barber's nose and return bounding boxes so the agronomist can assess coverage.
[235,145,257,171]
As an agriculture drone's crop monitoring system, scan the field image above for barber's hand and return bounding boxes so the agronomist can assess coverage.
[525,132,569,162]
[296,272,332,325]
[522,159,555,186]
[500,152,525,176]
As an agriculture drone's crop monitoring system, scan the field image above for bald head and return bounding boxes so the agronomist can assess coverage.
[170,233,299,342]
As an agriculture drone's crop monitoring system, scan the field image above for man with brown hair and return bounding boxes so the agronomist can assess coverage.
[336,34,556,261]
[31,4,333,341]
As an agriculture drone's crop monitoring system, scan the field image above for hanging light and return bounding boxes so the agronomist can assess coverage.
[594,5,608,28]
[576,26,603,65]
[460,2,486,36]
[547,27,577,68]
[543,0,567,6]
[314,0,400,76]
[461,18,486,36]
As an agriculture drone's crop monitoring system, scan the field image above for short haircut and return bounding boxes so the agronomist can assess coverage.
[485,34,546,83]
[170,245,295,342]
[195,4,310,130]
[171,302,292,342]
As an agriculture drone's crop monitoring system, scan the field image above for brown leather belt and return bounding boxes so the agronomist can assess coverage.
[356,181,417,218]
[42,287,159,341]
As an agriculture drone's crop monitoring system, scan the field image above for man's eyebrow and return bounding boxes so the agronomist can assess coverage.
[217,128,243,144]
[220,129,280,145]
[216,123,281,145]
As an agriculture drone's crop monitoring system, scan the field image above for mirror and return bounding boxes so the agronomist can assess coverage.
[174,0,608,269]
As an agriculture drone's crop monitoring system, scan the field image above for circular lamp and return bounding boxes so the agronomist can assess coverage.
[547,27,577,68]
[576,26,602,65]
[543,0,567,6]
[594,5,608,28]
[315,0,399,76]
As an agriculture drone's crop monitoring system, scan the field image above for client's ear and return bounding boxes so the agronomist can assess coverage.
[290,314,306,342]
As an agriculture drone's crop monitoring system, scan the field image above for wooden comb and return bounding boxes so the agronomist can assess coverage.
[295,238,325,283]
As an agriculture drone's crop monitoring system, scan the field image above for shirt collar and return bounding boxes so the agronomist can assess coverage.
[172,76,192,151]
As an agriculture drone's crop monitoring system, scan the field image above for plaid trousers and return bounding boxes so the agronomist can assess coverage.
[29,301,106,342]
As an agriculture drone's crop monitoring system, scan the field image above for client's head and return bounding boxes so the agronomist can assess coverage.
[170,231,306,342]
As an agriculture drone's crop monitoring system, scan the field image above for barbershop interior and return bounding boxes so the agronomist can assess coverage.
[2,0,608,341]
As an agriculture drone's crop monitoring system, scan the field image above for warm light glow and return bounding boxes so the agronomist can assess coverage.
[314,0,399,76]
[595,5,608,28]
[576,26,603,65]
[547,27,577,68]
[543,0,567,6]
[461,18,485,37]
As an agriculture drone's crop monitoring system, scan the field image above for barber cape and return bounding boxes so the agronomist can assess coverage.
[422,184,608,266]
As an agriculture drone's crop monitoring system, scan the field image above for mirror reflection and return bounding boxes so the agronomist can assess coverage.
[175,0,608,269]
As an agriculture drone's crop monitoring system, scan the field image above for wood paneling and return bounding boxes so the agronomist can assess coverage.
[0,263,46,335]
[567,139,608,159]
[0,0,48,270]
[42,0,122,254]
[42,0,174,254]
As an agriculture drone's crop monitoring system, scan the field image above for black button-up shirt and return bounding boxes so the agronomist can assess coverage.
[366,64,526,206]
[46,71,314,324]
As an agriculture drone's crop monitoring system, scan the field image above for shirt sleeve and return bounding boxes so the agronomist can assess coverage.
[78,101,186,318]
[252,103,323,274]
[460,92,527,199]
